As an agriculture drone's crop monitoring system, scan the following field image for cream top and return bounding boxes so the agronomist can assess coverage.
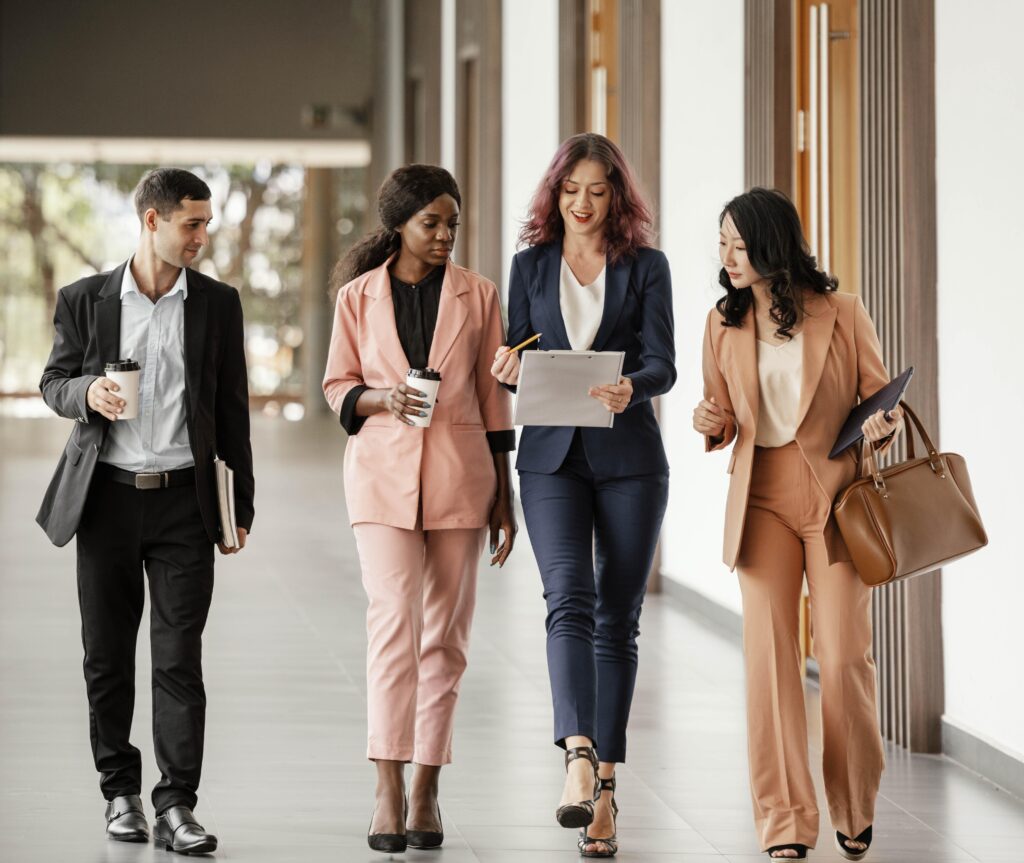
[560,257,606,350]
[754,332,804,447]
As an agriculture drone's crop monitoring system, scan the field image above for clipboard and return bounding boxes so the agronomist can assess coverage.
[828,366,915,458]
[513,350,625,428]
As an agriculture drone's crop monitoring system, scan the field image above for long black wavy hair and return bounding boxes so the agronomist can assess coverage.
[332,164,462,289]
[716,187,837,339]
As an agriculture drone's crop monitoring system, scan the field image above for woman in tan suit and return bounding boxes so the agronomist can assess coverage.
[323,165,516,853]
[692,188,902,862]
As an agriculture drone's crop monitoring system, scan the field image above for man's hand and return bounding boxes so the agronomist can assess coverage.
[87,377,126,421]
[218,527,248,556]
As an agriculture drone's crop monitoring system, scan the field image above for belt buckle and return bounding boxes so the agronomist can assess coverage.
[134,472,165,490]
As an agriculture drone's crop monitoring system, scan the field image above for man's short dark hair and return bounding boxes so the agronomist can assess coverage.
[134,168,212,220]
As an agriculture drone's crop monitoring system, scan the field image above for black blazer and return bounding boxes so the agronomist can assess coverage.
[507,243,676,476]
[36,263,255,547]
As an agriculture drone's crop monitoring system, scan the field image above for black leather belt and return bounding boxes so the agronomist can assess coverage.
[99,464,196,490]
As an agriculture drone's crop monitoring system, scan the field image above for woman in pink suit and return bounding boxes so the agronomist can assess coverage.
[323,165,516,854]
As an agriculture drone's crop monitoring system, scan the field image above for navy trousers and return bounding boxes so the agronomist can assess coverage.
[519,432,668,763]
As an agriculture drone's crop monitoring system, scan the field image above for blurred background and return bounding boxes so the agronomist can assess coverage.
[1,0,1023,827]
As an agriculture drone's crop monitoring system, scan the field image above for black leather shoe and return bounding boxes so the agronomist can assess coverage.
[153,806,218,855]
[105,795,149,843]
[406,802,443,849]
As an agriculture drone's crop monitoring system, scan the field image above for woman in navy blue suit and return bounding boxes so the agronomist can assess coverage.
[491,133,675,858]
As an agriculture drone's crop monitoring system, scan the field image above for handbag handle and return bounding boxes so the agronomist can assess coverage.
[859,400,946,494]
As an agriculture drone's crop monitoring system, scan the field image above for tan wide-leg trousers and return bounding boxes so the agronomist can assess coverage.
[737,442,884,850]
[353,523,486,766]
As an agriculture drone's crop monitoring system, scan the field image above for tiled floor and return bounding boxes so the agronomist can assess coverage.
[2,413,1022,862]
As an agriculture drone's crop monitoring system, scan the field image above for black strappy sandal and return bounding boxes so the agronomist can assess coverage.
[835,825,872,860]
[578,775,618,858]
[766,844,808,861]
[555,746,600,828]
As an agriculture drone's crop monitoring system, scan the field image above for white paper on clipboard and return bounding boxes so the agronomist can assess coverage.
[513,350,625,428]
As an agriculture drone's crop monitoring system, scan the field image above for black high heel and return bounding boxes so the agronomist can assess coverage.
[406,802,444,849]
[367,797,408,853]
[555,745,600,828]
[836,824,872,860]
[578,774,618,858]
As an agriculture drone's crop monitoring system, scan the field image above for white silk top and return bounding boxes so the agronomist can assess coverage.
[754,332,804,447]
[559,257,606,351]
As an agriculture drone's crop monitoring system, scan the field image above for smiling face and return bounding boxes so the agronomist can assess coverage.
[146,198,212,269]
[396,193,460,269]
[719,211,763,289]
[558,159,611,241]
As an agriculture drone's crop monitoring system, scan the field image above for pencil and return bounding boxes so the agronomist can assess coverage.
[508,333,542,353]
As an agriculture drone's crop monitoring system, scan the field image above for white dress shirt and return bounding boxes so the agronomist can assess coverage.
[98,259,194,472]
[754,333,804,447]
[559,257,606,351]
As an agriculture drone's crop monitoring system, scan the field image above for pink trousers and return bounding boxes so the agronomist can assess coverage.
[353,523,486,766]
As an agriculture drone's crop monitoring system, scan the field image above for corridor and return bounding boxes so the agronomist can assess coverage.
[1,413,1021,862]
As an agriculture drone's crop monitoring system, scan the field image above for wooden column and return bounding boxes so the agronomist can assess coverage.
[559,0,588,139]
[744,0,794,194]
[300,168,336,416]
[861,0,942,754]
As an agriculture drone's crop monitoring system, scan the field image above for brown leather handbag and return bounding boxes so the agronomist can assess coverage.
[833,402,988,587]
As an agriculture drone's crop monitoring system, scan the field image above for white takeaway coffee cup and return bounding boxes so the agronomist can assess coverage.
[405,368,441,428]
[105,359,141,420]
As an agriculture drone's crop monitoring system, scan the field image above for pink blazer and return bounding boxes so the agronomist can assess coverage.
[702,291,891,571]
[323,257,513,530]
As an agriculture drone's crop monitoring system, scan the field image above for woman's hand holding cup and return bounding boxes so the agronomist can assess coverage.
[383,384,430,425]
[692,396,728,437]
[491,346,521,385]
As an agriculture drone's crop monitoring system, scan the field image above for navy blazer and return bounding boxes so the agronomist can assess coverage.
[507,242,675,477]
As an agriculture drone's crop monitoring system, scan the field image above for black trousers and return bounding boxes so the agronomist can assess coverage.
[518,431,668,763]
[75,469,214,814]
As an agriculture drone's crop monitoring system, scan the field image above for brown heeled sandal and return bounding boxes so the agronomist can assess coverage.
[555,746,600,828]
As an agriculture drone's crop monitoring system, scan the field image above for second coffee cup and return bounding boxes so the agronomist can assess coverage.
[105,359,141,420]
[406,368,441,428]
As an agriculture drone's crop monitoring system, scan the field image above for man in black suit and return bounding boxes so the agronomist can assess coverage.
[37,168,254,854]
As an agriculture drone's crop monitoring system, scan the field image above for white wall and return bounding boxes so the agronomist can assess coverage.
[658,0,746,613]
[936,0,1024,760]
[501,0,560,297]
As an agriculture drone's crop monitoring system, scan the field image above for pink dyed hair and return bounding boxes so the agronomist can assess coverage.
[518,133,655,262]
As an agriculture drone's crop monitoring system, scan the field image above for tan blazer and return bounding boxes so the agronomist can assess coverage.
[702,291,890,571]
[323,257,512,530]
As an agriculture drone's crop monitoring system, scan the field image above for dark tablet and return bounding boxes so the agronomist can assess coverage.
[828,366,915,459]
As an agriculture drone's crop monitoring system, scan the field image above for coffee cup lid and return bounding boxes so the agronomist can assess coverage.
[105,359,140,372]
[407,367,441,381]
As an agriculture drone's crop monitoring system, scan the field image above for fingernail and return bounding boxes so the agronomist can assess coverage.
[490,544,496,554]
[419,411,427,417]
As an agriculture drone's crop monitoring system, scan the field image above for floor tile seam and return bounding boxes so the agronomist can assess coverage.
[875,790,985,863]
[607,762,727,857]
[262,556,365,699]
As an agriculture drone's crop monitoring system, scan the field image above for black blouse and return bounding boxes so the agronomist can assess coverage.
[339,266,514,454]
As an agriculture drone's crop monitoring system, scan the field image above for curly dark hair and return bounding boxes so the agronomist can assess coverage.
[519,133,654,264]
[716,187,837,339]
[332,164,461,289]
